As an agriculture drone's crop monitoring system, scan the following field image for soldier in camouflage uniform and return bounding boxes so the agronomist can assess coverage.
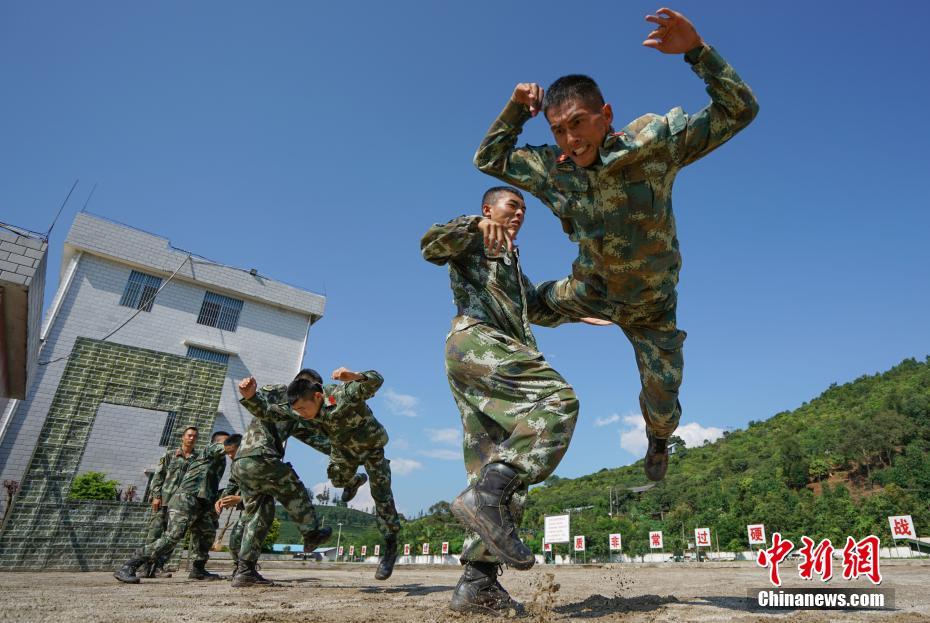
[423,186,599,615]
[473,8,758,482]
[114,432,240,584]
[231,371,334,587]
[287,368,401,580]
[142,425,198,577]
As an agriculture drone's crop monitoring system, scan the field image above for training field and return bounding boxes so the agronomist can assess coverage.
[0,561,928,622]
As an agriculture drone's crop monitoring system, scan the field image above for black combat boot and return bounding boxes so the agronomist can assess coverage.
[644,432,669,481]
[149,555,172,578]
[141,560,155,579]
[449,561,525,616]
[114,557,147,584]
[231,560,274,587]
[303,526,333,552]
[340,473,368,504]
[374,533,398,580]
[188,560,222,580]
[451,462,534,570]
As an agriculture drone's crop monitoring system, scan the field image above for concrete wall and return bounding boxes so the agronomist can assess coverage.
[0,338,225,570]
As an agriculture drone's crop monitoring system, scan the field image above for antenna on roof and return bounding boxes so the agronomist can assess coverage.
[80,182,98,214]
[45,179,79,239]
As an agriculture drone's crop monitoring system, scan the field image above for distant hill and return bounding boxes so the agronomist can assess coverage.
[277,504,383,548]
[398,356,930,558]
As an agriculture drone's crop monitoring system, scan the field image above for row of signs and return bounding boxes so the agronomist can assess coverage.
[336,542,452,557]
[333,516,919,558]
[542,515,918,551]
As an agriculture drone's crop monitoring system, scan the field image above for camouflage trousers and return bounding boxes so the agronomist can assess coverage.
[143,506,177,563]
[228,513,244,563]
[445,321,579,563]
[328,446,401,538]
[232,456,318,563]
[135,494,216,564]
[538,277,685,439]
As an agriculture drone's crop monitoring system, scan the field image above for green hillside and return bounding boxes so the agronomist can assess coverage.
[277,504,382,548]
[398,356,930,559]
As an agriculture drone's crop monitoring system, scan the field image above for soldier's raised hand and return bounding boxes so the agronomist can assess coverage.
[643,8,703,54]
[511,83,544,117]
[478,218,514,254]
[238,376,257,399]
[332,367,364,382]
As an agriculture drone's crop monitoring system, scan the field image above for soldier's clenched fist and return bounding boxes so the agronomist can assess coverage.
[238,377,257,399]
[511,83,544,117]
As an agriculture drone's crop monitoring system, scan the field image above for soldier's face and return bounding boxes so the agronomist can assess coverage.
[181,429,197,449]
[292,393,324,420]
[546,99,613,167]
[482,192,526,239]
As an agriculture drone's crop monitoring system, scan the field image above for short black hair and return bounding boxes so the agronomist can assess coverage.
[482,186,524,208]
[295,368,323,384]
[287,378,323,405]
[542,75,605,118]
[223,433,243,447]
[182,426,199,435]
[211,430,230,442]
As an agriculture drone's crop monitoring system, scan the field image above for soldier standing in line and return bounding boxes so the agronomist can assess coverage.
[114,432,241,583]
[142,425,199,578]
[422,186,604,615]
[285,367,402,581]
[225,369,334,587]
[473,7,758,482]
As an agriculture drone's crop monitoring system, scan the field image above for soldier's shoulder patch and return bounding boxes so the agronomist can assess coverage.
[557,153,570,163]
[327,395,337,406]
[665,106,687,135]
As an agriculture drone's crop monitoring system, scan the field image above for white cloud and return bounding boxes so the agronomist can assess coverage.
[617,413,724,457]
[310,479,375,513]
[384,389,419,418]
[425,427,461,445]
[675,421,726,449]
[420,448,462,461]
[390,458,423,475]
[594,414,622,427]
[390,437,410,450]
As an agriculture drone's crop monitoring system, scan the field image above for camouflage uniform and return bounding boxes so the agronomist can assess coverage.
[422,215,580,563]
[133,442,228,565]
[315,372,401,539]
[474,45,758,439]
[236,385,333,563]
[218,475,247,563]
[143,447,194,559]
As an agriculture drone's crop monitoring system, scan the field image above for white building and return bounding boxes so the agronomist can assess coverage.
[0,212,325,515]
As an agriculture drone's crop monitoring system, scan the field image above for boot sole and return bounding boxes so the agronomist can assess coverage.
[303,528,333,553]
[341,474,368,503]
[231,577,275,588]
[374,565,394,581]
[451,488,535,571]
[449,600,526,617]
[113,573,140,584]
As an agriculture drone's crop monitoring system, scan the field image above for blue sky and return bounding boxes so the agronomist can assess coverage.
[3,1,929,516]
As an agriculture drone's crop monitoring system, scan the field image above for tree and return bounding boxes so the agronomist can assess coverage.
[69,472,119,501]
[262,518,281,552]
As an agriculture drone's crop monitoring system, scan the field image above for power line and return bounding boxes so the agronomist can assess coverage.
[38,253,193,367]
[45,179,79,239]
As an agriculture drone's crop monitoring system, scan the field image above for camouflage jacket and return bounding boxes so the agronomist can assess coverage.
[169,441,228,505]
[238,384,333,460]
[474,45,759,306]
[148,447,194,503]
[421,215,572,347]
[316,371,388,453]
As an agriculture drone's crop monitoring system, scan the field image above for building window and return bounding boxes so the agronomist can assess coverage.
[186,345,230,366]
[196,291,243,332]
[159,411,178,447]
[119,271,162,312]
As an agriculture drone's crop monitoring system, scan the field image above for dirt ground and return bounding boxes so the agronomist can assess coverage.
[1,560,928,623]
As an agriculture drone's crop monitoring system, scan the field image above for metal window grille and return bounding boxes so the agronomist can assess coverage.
[159,411,178,447]
[119,270,163,312]
[186,345,230,365]
[196,291,243,331]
